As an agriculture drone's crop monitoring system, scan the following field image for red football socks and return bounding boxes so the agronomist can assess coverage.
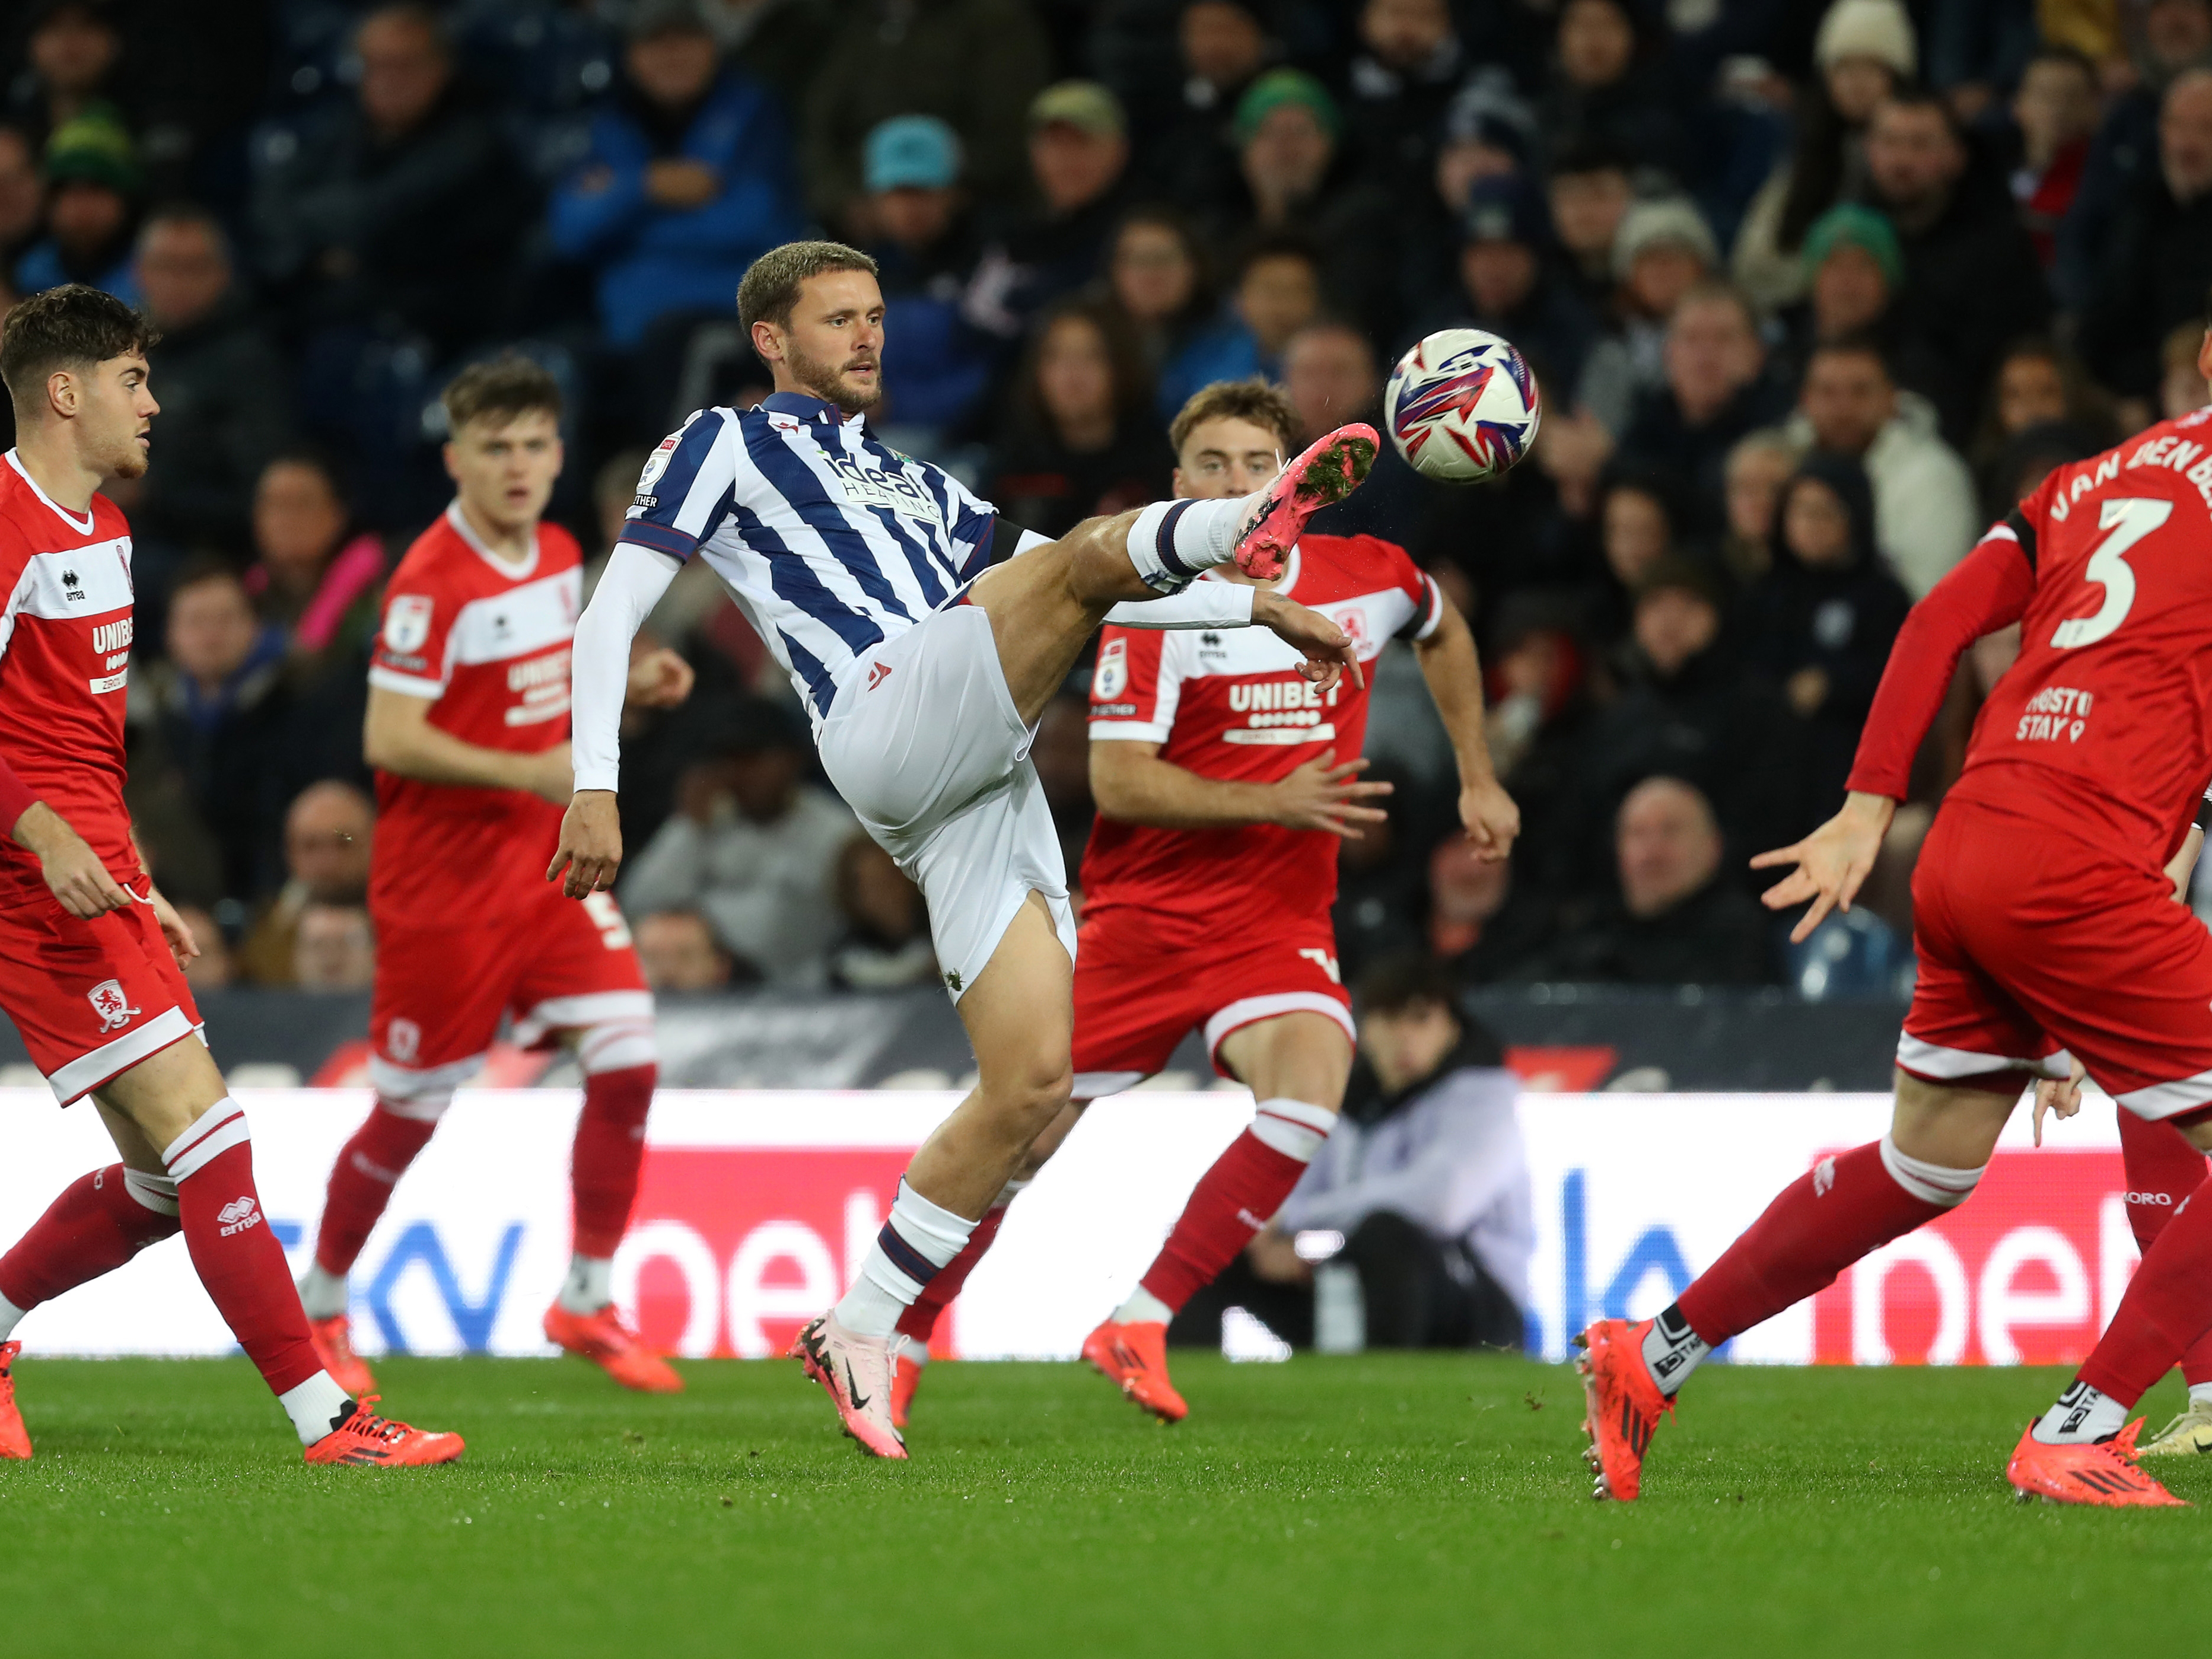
[164,1100,324,1396]
[1676,1141,1953,1346]
[2115,1110,2212,1387]
[896,1201,1009,1345]
[1139,1100,1338,1314]
[0,1164,180,1316]
[569,1063,656,1259]
[312,1102,440,1277]
[2081,1166,2212,1404]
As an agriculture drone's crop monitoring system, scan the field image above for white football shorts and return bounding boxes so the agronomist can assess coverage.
[816,600,1077,1001]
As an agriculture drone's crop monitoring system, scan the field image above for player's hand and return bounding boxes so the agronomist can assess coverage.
[1270,749,1391,838]
[15,802,132,918]
[146,883,200,970]
[1245,1227,1312,1286]
[1458,775,1520,862]
[1253,592,1363,692]
[2033,1056,2089,1147]
[626,647,695,710]
[548,789,623,897]
[645,158,719,209]
[1749,790,1896,943]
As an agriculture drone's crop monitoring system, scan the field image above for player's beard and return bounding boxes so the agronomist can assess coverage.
[104,431,149,482]
[784,339,881,415]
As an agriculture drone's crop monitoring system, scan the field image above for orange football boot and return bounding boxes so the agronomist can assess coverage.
[303,1397,464,1467]
[0,1340,31,1459]
[1576,1317,1673,1501]
[1081,1319,1188,1423]
[307,1315,377,1398]
[2006,1420,2188,1507]
[543,1301,684,1393]
[892,1346,925,1431]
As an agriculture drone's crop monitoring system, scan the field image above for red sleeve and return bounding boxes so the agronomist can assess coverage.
[367,565,459,699]
[1361,535,1445,642]
[0,753,35,838]
[1844,510,2042,799]
[1089,626,1172,737]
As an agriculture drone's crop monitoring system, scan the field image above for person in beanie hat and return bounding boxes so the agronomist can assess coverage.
[12,107,139,301]
[1576,197,1719,434]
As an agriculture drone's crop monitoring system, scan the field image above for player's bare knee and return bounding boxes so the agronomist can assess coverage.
[1889,1067,2012,1170]
[982,1054,1073,1138]
[2181,1116,2212,1155]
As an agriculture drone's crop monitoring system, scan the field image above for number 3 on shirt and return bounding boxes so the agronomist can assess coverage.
[2052,496,2172,649]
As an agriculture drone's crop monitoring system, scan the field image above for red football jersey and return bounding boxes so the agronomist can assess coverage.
[367,504,583,926]
[1081,533,1444,947]
[0,453,139,904]
[1949,407,2212,864]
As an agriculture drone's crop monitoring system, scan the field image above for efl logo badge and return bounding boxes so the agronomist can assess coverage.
[216,1196,262,1237]
[1093,637,1127,700]
[383,594,434,654]
[87,979,138,1033]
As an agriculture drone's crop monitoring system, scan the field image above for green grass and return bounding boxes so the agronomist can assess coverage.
[2,1355,2209,1658]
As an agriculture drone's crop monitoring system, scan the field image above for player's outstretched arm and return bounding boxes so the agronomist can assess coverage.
[1411,594,1519,861]
[9,800,132,918]
[1091,740,1390,835]
[1749,790,1896,943]
[365,685,574,803]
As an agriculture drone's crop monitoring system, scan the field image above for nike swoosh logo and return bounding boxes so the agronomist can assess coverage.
[844,1359,871,1410]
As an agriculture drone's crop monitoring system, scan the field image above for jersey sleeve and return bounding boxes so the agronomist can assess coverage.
[941,468,1006,581]
[616,410,734,564]
[1088,626,1180,743]
[1365,536,1446,642]
[367,566,459,699]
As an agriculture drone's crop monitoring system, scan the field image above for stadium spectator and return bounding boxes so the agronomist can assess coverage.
[858,116,992,439]
[1862,88,2051,444]
[1332,759,1427,986]
[1576,198,1719,438]
[1731,0,1914,310]
[245,453,388,670]
[1281,321,1431,543]
[1968,337,2116,510]
[248,3,533,355]
[1158,233,1322,412]
[1396,71,1533,318]
[294,902,377,993]
[1428,836,1551,985]
[1178,956,1532,1351]
[235,781,376,986]
[1614,281,1788,521]
[1789,336,1977,599]
[826,839,938,990]
[1420,173,1594,396]
[2162,319,2212,418]
[800,0,1050,228]
[1587,467,1697,648]
[1532,775,1775,983]
[2004,46,2100,266]
[965,82,1136,347]
[2079,68,2212,402]
[988,300,1171,539]
[0,128,44,273]
[131,208,292,555]
[633,909,735,992]
[547,0,806,349]
[1124,0,1271,212]
[14,108,140,301]
[173,904,232,992]
[1100,208,1217,416]
[1545,139,1634,313]
[1535,0,1685,183]
[618,700,860,984]
[1720,428,1800,584]
[1738,453,1911,818]
[4,0,128,148]
[1341,0,1465,198]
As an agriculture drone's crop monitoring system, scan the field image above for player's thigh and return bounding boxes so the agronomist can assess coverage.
[94,1036,230,1151]
[368,914,519,1100]
[506,884,653,1051]
[93,1098,168,1175]
[958,891,1075,1101]
[1888,1068,2020,1168]
[967,512,1143,723]
[1201,935,1357,1094]
[902,759,1075,1005]
[1216,1012,1355,1107]
[1070,925,1214,1099]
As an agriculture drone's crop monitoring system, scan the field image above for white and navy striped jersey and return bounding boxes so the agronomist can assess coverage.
[618,392,1012,717]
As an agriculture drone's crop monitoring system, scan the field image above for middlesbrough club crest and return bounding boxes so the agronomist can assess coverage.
[87,979,138,1033]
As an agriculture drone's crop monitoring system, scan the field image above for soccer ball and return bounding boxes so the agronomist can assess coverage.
[1383,329,1541,483]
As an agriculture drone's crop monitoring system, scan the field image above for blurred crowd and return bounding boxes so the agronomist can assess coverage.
[15,0,2212,1000]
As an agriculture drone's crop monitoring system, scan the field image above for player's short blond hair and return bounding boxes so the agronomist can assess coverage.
[442,354,562,434]
[737,240,881,335]
[1168,378,1299,459]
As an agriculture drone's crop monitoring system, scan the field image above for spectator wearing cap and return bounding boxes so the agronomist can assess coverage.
[619,699,862,985]
[1418,172,1595,397]
[858,115,992,437]
[1737,451,1911,819]
[1785,335,1977,600]
[249,4,534,356]
[2079,67,2212,402]
[14,106,139,301]
[1393,69,1533,326]
[1730,0,1915,311]
[1342,0,1465,200]
[1575,197,1719,438]
[549,1,804,349]
[1544,138,1634,313]
[1535,0,1686,184]
[2003,46,2100,268]
[1614,279,1790,525]
[800,0,1048,230]
[1862,87,2050,446]
[1774,203,1948,417]
[963,82,1136,346]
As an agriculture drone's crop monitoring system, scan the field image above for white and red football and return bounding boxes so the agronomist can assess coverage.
[1383,328,1541,484]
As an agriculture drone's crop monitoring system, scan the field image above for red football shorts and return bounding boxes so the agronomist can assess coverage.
[1070,915,1354,1097]
[0,883,202,1106]
[1900,797,2212,1122]
[369,884,650,1103]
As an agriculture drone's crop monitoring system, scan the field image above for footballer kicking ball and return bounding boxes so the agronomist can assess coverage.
[1383,328,1541,483]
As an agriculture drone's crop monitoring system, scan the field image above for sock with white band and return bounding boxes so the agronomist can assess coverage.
[2032,1378,2130,1445]
[1247,1097,1336,1161]
[1876,1133,1986,1208]
[1641,1303,1711,1396]
[1113,1285,1175,1325]
[834,1179,977,1339]
[1125,493,1265,593]
[297,1265,348,1321]
[0,1289,24,1343]
[2190,1381,2212,1411]
[122,1167,180,1217]
[279,1372,355,1445]
[558,1254,614,1316]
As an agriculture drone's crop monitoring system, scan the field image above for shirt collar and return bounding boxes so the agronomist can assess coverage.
[761,391,858,426]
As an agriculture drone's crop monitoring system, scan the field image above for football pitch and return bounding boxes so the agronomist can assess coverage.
[2,1354,2207,1658]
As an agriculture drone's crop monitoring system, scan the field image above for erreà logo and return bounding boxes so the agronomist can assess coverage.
[867,661,892,691]
[217,1196,262,1236]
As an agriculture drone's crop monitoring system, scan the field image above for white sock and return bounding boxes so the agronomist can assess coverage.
[297,1264,348,1321]
[0,1289,24,1343]
[1641,1303,1710,1397]
[279,1370,354,1445]
[1249,1097,1336,1161]
[2032,1380,2130,1444]
[2189,1381,2212,1411]
[558,1254,613,1315]
[1125,493,1264,591]
[833,1179,976,1339]
[1112,1286,1175,1326]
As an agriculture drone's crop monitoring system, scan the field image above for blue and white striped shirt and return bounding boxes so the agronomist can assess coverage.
[618,392,1011,716]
